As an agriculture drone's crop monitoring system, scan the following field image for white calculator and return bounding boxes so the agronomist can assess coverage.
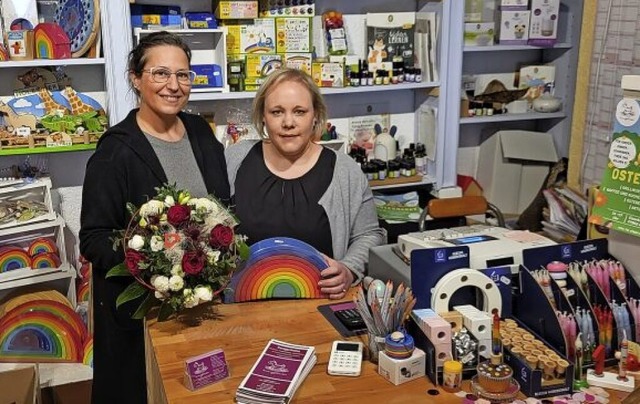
[327,341,363,376]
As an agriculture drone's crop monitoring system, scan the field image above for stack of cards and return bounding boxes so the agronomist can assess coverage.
[236,339,317,403]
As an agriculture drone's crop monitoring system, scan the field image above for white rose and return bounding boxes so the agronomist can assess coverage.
[154,291,166,300]
[168,275,184,291]
[170,264,184,277]
[140,200,164,217]
[194,285,213,302]
[206,250,221,265]
[164,195,175,207]
[152,275,170,293]
[183,288,199,308]
[127,235,145,250]
[149,235,164,252]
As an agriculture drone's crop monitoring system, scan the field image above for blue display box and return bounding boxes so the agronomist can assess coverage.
[192,64,224,88]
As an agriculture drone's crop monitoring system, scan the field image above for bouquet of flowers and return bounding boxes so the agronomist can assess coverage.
[106,184,248,321]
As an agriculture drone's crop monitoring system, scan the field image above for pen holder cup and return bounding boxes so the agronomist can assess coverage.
[367,333,386,364]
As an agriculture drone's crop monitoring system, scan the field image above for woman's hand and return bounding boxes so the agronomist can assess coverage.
[318,256,355,300]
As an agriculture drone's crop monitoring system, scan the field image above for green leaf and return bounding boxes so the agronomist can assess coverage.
[116,282,147,308]
[238,242,250,260]
[131,293,157,319]
[106,262,131,278]
[157,301,176,322]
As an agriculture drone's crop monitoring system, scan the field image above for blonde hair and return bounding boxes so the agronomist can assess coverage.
[252,68,328,140]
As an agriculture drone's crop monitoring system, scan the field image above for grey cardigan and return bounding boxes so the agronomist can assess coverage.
[226,140,386,284]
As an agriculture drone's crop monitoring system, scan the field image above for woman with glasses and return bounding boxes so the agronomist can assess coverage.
[80,31,229,404]
[226,68,385,298]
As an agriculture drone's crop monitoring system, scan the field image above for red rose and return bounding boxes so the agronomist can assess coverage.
[182,250,205,275]
[125,249,146,276]
[167,204,191,227]
[209,225,234,249]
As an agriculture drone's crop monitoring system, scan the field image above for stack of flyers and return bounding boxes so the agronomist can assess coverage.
[236,339,317,403]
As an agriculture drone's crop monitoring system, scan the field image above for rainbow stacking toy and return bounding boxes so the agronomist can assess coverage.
[31,252,62,269]
[2,300,87,343]
[0,247,31,272]
[225,237,328,303]
[83,337,93,368]
[28,237,59,257]
[0,311,82,362]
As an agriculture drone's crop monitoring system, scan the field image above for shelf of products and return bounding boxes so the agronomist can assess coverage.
[0,58,106,68]
[460,111,566,124]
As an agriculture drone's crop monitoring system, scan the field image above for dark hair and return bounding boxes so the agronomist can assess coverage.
[127,31,192,95]
[252,68,328,140]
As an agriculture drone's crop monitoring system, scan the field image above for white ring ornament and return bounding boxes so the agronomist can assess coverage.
[430,268,502,315]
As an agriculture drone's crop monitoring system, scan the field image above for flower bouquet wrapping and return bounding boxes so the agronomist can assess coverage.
[106,184,249,321]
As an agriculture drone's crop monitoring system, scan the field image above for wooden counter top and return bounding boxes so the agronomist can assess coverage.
[144,298,636,403]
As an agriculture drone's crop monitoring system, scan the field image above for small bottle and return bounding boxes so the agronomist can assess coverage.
[442,360,462,393]
[350,71,360,87]
[414,68,422,82]
[367,71,374,86]
[374,70,383,85]
[382,70,391,85]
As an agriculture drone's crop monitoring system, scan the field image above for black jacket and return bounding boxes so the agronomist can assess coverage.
[79,109,229,404]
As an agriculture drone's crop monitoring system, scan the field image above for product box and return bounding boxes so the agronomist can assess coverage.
[130,5,181,29]
[245,53,282,78]
[464,0,496,23]
[378,349,426,385]
[243,76,267,92]
[225,18,276,54]
[0,364,40,404]
[499,0,528,10]
[497,10,530,45]
[215,1,258,20]
[185,12,217,29]
[281,53,312,74]
[5,30,34,61]
[518,65,556,99]
[311,62,345,88]
[275,17,312,53]
[259,0,315,17]
[192,64,224,89]
[528,0,560,46]
[476,130,558,215]
[502,321,573,399]
[464,22,495,46]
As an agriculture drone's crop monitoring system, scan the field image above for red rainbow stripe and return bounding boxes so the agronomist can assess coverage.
[31,252,62,269]
[0,247,31,272]
[28,237,58,257]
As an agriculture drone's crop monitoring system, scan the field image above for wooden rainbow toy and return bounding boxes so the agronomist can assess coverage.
[1,300,87,344]
[0,311,82,362]
[31,252,62,269]
[0,247,31,272]
[225,237,328,303]
[34,23,71,59]
[83,337,93,367]
[28,237,59,257]
[77,280,90,302]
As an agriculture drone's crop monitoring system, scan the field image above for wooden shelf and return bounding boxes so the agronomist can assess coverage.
[370,174,435,191]
[0,143,97,156]
[0,58,105,68]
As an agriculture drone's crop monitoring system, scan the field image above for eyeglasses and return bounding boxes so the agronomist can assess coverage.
[142,67,196,84]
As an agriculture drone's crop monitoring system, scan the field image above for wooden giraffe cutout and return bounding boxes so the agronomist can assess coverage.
[65,86,103,115]
[39,88,69,115]
[0,101,37,130]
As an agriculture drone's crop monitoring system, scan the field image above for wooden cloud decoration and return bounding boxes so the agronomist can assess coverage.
[224,237,329,303]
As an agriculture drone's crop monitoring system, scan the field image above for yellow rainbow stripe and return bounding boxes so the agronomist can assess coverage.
[28,237,58,256]
[0,247,31,272]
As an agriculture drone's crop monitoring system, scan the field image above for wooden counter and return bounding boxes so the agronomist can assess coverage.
[144,298,636,404]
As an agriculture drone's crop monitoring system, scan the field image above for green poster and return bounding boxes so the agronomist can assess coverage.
[590,97,640,237]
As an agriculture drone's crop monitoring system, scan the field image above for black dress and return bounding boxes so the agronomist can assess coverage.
[234,143,335,257]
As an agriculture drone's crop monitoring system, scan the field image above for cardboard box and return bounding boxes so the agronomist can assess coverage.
[245,54,282,78]
[5,30,34,60]
[130,5,181,29]
[476,130,558,215]
[281,53,312,74]
[528,0,560,46]
[499,0,528,10]
[378,349,426,385]
[215,1,258,19]
[311,62,344,87]
[464,22,495,46]
[0,364,40,404]
[275,17,312,53]
[497,10,530,45]
[225,18,276,54]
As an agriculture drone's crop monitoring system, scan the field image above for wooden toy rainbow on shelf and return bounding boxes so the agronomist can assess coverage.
[224,237,328,303]
[0,300,87,362]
